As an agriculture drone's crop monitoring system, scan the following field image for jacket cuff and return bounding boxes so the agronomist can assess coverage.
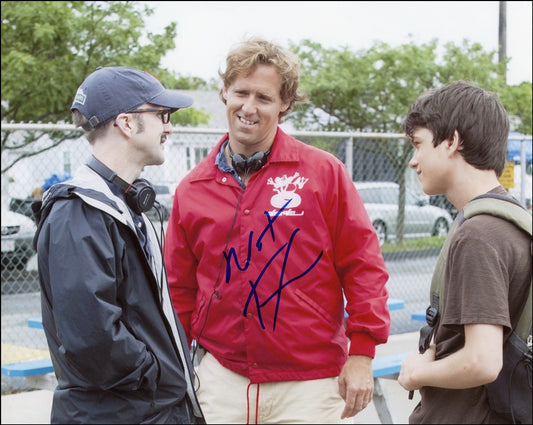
[348,333,376,358]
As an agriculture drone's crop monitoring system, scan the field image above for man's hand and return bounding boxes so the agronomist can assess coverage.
[338,355,373,419]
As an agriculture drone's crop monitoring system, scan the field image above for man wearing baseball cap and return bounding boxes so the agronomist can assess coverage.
[33,66,205,424]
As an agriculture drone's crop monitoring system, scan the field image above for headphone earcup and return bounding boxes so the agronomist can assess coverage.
[231,154,248,174]
[126,179,156,214]
[247,151,267,172]
[231,151,268,174]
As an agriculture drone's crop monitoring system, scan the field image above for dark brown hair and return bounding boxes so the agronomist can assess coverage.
[72,110,112,143]
[402,81,509,176]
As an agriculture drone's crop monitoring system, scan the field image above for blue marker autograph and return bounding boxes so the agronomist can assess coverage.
[223,198,323,331]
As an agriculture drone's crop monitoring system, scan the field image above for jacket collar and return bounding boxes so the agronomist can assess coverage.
[187,127,301,183]
[41,165,136,229]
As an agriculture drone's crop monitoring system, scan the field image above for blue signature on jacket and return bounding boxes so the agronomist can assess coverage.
[223,198,323,331]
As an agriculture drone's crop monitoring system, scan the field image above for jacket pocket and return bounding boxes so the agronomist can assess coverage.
[294,287,336,326]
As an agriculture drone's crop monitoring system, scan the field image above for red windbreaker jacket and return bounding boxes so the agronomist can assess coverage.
[164,128,390,383]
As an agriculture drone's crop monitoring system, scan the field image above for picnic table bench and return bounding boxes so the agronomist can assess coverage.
[386,298,405,311]
[1,318,56,390]
[1,357,53,378]
[411,310,426,322]
[369,298,407,423]
[345,298,407,422]
[371,351,409,423]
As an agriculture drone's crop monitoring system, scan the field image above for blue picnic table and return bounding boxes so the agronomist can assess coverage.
[387,298,405,311]
[28,317,44,329]
[411,310,426,322]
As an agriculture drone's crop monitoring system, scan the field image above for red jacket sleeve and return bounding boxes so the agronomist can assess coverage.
[333,165,391,358]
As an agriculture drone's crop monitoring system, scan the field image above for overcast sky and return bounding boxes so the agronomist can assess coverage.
[144,1,532,86]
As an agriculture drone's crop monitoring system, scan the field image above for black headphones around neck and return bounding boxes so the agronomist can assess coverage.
[228,143,270,175]
[86,156,156,214]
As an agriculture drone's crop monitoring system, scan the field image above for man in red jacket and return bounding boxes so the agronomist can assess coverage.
[164,37,390,423]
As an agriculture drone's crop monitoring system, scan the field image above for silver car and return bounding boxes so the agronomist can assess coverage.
[354,181,453,246]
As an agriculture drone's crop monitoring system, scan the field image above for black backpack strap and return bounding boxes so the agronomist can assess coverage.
[418,292,440,352]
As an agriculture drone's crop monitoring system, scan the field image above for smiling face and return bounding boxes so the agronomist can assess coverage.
[222,64,290,155]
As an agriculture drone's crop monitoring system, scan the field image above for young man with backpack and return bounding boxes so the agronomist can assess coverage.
[398,80,532,423]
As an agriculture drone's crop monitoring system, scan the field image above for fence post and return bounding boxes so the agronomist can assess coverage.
[345,136,354,181]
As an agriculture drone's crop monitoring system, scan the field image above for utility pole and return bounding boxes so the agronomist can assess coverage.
[499,1,507,83]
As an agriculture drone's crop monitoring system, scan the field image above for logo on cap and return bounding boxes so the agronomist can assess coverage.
[74,88,87,105]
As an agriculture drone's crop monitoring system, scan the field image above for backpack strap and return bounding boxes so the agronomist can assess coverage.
[463,193,531,234]
[463,194,532,342]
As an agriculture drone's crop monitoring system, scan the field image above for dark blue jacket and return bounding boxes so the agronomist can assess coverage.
[33,165,204,424]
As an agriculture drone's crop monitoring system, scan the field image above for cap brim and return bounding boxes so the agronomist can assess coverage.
[150,90,193,109]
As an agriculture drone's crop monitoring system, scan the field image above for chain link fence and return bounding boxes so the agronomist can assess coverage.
[2,124,531,393]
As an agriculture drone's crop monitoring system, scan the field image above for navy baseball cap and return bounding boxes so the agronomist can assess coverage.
[71,66,193,130]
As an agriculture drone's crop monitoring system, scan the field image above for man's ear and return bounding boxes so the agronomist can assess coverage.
[113,113,134,136]
[448,130,462,152]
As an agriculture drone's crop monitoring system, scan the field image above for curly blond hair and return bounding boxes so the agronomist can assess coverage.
[219,37,306,121]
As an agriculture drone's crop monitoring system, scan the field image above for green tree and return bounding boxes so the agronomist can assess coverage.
[499,82,533,135]
[290,38,532,243]
[291,38,530,133]
[1,1,209,172]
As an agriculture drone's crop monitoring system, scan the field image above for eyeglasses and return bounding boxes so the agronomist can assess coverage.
[128,108,172,124]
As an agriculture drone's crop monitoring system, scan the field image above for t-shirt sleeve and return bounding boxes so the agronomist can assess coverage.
[441,217,511,330]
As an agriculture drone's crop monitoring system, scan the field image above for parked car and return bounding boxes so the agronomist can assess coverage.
[354,181,453,246]
[9,197,38,221]
[1,209,37,269]
[429,194,458,219]
[145,182,176,222]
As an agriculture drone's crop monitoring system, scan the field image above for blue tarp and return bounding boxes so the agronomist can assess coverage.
[508,132,532,163]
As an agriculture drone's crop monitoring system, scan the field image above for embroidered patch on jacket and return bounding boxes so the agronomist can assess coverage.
[267,172,308,216]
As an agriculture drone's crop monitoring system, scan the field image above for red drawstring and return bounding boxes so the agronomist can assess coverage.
[246,382,260,424]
